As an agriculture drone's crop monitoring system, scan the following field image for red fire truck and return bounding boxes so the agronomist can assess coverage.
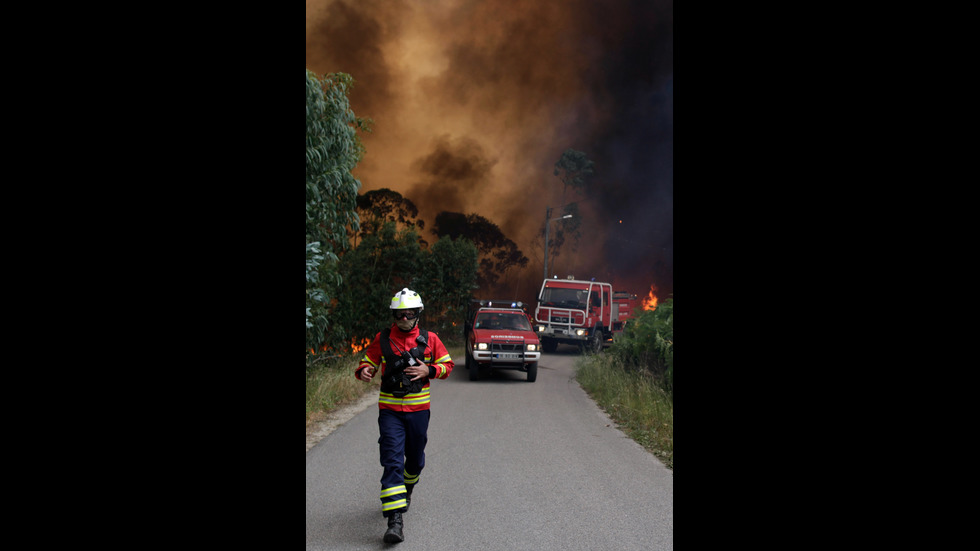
[533,276,641,353]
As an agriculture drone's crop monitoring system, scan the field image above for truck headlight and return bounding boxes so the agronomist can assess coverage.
[575,329,586,336]
[527,344,537,351]
[477,342,488,350]
[536,325,545,332]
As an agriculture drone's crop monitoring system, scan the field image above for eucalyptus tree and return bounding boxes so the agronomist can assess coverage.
[554,148,595,199]
[413,236,479,338]
[431,211,528,294]
[543,148,595,277]
[355,188,425,247]
[327,222,425,349]
[306,70,367,353]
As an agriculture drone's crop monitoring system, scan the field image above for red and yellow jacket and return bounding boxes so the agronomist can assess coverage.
[355,323,454,412]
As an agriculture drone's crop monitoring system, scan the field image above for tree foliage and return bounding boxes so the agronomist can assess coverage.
[544,202,582,274]
[432,211,528,292]
[542,148,594,275]
[306,70,366,351]
[610,298,673,395]
[325,222,424,351]
[324,222,478,351]
[413,236,479,339]
[355,188,425,247]
[554,148,595,198]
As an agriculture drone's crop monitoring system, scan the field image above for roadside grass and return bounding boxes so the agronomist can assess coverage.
[576,353,673,470]
[306,353,369,428]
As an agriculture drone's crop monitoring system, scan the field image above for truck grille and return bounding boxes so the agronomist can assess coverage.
[491,343,523,351]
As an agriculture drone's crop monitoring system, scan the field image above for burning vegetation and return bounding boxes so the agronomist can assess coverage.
[642,285,659,311]
[308,337,372,357]
[351,338,371,354]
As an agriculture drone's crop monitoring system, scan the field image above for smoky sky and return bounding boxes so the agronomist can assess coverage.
[307,0,673,304]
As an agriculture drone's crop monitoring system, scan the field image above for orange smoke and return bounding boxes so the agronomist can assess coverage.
[642,285,658,311]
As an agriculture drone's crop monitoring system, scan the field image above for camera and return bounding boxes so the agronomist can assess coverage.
[392,342,426,372]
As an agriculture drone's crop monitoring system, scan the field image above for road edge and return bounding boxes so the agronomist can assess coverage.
[306,391,377,453]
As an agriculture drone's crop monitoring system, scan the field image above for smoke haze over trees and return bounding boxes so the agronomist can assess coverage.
[307,0,672,305]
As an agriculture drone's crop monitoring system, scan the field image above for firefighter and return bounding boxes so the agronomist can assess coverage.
[355,288,454,544]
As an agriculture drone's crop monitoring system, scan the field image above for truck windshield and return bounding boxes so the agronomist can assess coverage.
[539,287,586,308]
[475,313,532,331]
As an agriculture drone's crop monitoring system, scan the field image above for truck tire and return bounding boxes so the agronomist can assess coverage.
[582,328,602,354]
[591,330,603,354]
[526,362,537,382]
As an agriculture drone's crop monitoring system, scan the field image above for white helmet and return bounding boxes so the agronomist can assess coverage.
[390,288,424,311]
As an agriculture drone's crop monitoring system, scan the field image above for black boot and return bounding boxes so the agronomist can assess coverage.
[405,484,414,512]
[383,512,404,543]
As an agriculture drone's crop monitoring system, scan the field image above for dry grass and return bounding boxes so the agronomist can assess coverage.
[306,353,374,425]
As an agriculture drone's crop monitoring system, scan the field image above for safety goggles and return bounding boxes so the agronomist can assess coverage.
[392,310,418,320]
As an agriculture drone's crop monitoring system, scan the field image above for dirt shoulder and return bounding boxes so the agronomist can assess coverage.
[306,391,377,453]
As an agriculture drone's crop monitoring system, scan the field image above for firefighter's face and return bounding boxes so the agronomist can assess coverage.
[393,309,420,330]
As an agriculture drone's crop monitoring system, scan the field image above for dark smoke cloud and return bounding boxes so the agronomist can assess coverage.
[307,0,673,304]
[407,135,497,216]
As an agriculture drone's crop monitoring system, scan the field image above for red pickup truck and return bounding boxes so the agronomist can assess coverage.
[464,303,541,382]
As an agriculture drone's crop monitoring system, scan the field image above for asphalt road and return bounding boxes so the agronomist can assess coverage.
[306,345,673,550]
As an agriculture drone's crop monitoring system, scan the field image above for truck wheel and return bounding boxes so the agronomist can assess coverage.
[592,330,603,353]
[526,362,537,382]
[582,330,602,354]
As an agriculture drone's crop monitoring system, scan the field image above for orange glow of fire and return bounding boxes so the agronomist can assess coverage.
[642,286,658,311]
[308,338,371,356]
[309,344,331,355]
[351,338,371,354]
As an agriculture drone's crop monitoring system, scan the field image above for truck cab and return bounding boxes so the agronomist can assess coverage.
[534,277,613,353]
[465,304,541,382]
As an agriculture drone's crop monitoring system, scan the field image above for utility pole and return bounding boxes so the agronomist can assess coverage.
[543,206,573,281]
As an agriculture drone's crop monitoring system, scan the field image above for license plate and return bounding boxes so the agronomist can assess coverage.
[494,353,520,359]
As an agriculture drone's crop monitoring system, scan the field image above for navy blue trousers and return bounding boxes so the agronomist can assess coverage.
[378,408,430,517]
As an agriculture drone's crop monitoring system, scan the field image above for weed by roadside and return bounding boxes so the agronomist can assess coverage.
[306,353,374,427]
[577,354,673,470]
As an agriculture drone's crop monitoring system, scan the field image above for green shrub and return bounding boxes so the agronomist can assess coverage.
[610,298,673,396]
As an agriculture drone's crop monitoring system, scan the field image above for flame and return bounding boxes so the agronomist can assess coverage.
[351,338,371,354]
[309,344,331,355]
[308,339,371,356]
[642,285,658,311]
